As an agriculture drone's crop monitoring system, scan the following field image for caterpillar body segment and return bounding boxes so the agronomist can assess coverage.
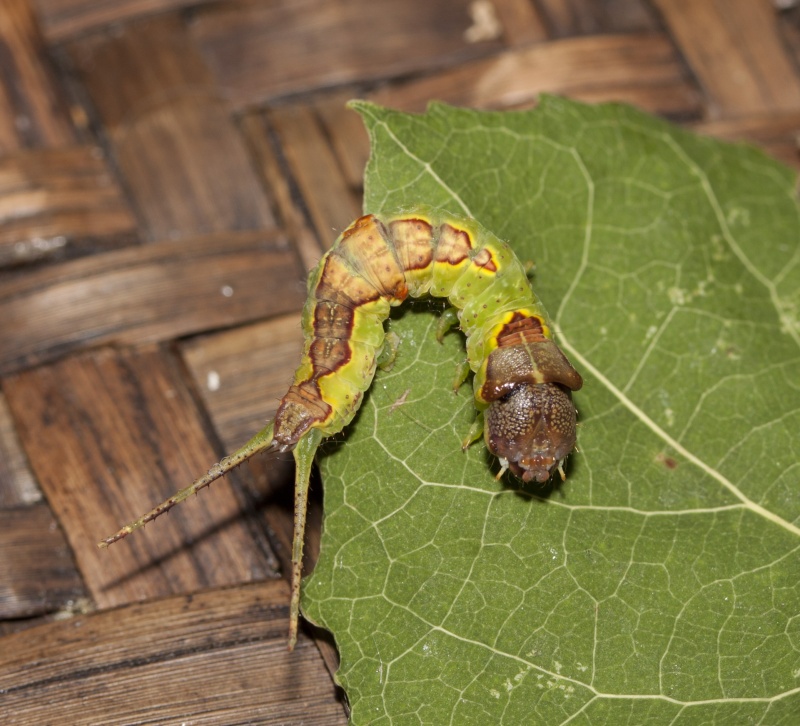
[100,206,582,650]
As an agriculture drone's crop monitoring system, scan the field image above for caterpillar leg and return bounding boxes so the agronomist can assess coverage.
[451,359,471,393]
[98,421,277,547]
[288,426,324,651]
[463,414,511,479]
[436,308,469,392]
[461,411,484,451]
[436,306,460,343]
[377,331,401,372]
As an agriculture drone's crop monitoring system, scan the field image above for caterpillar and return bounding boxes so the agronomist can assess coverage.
[99,206,583,649]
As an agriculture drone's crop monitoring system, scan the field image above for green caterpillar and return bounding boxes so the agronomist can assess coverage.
[100,206,583,649]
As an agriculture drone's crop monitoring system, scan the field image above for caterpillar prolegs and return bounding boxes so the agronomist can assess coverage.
[100,206,583,649]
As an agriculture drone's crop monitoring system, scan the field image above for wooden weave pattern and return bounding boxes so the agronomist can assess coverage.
[1,1,798,722]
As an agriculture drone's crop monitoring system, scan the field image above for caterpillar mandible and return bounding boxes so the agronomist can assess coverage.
[99,206,583,649]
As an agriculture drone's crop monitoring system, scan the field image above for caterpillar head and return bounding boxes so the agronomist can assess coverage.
[480,339,582,484]
[484,381,577,483]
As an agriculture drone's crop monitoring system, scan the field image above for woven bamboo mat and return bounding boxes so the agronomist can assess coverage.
[1,1,798,723]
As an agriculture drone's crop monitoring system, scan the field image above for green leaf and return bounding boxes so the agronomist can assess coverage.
[303,97,800,723]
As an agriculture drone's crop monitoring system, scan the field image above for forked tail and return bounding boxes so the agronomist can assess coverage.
[97,421,277,547]
[98,418,320,651]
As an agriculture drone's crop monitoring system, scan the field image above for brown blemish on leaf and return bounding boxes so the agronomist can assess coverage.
[656,452,679,469]
[389,388,412,414]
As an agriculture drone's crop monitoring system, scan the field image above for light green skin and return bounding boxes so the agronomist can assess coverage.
[102,207,559,651]
[298,206,553,437]
[279,206,557,647]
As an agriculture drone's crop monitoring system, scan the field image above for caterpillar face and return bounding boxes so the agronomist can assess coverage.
[480,329,582,483]
[484,382,577,484]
